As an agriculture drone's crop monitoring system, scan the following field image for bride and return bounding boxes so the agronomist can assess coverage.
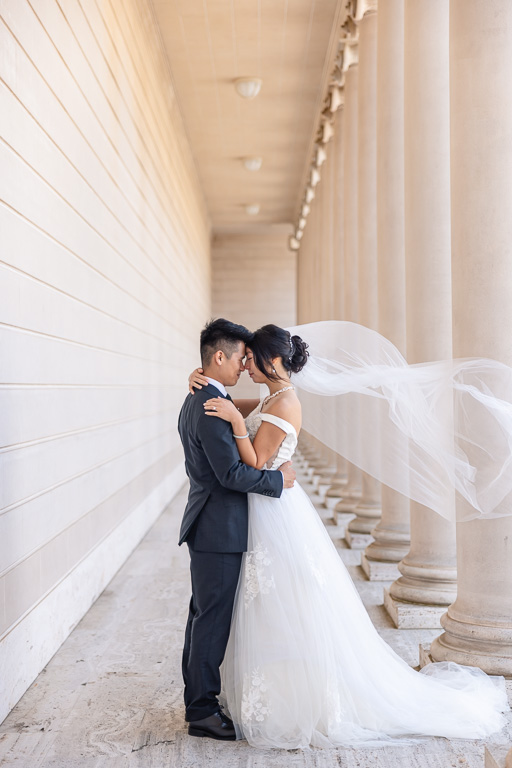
[188,323,509,749]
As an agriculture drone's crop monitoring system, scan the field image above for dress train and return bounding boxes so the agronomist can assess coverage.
[219,409,509,749]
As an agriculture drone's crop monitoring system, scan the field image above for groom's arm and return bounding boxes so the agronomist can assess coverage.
[197,411,283,498]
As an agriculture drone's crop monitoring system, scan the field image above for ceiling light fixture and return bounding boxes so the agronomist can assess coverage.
[235,78,262,99]
[245,203,260,215]
[243,156,263,172]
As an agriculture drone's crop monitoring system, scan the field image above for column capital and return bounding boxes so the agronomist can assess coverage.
[342,42,359,70]
[356,0,378,21]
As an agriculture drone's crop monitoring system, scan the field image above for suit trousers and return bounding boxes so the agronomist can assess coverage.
[182,546,243,721]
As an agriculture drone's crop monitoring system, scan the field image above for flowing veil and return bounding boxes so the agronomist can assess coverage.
[285,321,512,523]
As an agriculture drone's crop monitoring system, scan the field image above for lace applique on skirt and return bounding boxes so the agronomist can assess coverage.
[244,543,275,607]
[241,668,272,724]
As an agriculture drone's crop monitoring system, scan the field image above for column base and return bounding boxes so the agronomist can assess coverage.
[389,563,457,606]
[327,478,348,491]
[345,530,373,550]
[323,483,347,510]
[361,554,400,582]
[418,642,434,668]
[313,478,332,496]
[305,466,318,481]
[429,612,512,676]
[348,503,381,536]
[335,497,360,513]
[332,510,355,528]
[307,460,328,471]
[324,493,344,511]
[383,588,446,629]
[485,746,512,768]
[364,525,410,564]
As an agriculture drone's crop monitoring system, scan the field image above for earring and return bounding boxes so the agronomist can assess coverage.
[272,366,276,373]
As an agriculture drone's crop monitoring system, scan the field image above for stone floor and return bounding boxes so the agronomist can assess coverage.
[0,468,511,767]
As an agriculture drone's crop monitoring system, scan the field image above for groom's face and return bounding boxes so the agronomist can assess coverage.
[222,341,247,387]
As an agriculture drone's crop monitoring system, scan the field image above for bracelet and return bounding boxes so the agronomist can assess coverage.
[233,433,249,439]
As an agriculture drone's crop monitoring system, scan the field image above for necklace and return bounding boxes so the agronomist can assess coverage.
[261,385,294,408]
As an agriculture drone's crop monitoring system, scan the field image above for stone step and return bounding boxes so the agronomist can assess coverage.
[383,588,446,629]
[345,530,374,550]
[361,553,400,582]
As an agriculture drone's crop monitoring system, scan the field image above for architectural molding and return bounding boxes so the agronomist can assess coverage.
[290,0,368,249]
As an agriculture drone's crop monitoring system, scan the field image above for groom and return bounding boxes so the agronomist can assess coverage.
[178,319,295,741]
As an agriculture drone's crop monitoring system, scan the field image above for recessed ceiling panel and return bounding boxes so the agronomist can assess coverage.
[152,0,341,230]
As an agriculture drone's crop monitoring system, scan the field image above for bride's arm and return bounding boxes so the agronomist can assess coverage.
[187,369,259,414]
[204,397,286,469]
[188,367,208,392]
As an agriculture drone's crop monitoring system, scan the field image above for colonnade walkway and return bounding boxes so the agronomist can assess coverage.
[1,469,510,768]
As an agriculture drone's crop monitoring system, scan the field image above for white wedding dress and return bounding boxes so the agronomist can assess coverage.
[219,402,509,750]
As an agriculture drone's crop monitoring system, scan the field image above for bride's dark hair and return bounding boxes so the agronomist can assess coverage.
[249,324,309,382]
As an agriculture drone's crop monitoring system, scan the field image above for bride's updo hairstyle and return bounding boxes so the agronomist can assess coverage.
[250,324,309,382]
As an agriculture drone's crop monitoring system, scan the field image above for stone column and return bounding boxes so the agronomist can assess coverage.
[384,0,457,629]
[315,164,325,320]
[321,146,341,485]
[362,0,410,581]
[308,150,340,494]
[346,10,382,549]
[430,0,512,676]
[335,63,362,519]
[323,134,335,322]
[331,106,345,324]
[324,107,350,510]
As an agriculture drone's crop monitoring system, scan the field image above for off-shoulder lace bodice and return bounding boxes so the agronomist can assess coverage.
[244,404,297,470]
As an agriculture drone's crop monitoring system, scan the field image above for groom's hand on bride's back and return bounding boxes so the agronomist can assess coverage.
[279,461,296,488]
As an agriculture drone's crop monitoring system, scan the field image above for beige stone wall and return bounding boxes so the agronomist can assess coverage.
[211,227,296,396]
[0,0,210,720]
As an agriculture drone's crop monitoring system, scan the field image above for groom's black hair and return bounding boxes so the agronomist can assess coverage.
[200,318,253,367]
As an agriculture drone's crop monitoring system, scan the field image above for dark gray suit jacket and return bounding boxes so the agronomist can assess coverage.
[177,383,283,552]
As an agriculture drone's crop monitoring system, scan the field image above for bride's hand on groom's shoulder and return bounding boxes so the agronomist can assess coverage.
[189,367,209,393]
[203,397,239,424]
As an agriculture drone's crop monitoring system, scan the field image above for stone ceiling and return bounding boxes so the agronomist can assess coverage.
[151,0,345,232]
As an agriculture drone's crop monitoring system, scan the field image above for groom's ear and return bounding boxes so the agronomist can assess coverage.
[212,349,224,366]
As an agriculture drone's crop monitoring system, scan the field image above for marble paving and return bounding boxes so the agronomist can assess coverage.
[0,470,510,767]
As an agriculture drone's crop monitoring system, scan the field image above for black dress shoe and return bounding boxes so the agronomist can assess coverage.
[188,710,236,741]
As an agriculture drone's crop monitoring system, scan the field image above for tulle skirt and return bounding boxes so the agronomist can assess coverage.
[219,481,508,749]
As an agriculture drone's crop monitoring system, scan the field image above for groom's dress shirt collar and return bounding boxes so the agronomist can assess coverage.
[205,377,228,397]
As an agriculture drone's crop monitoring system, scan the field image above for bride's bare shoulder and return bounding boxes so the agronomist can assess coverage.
[265,390,301,430]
